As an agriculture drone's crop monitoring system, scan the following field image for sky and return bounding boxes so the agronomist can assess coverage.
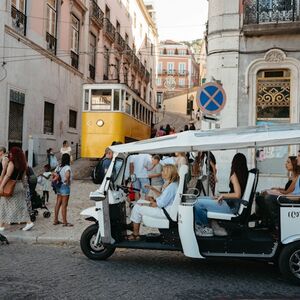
[153,0,208,42]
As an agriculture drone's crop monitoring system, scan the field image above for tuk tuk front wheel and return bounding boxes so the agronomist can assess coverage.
[279,241,300,284]
[80,224,115,260]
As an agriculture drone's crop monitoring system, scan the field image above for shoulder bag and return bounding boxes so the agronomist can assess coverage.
[0,172,20,197]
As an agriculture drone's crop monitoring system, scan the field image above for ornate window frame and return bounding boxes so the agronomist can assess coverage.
[245,49,300,125]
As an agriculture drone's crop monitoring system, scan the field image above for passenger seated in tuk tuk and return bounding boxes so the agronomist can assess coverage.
[194,153,249,237]
[256,155,300,228]
[128,164,179,241]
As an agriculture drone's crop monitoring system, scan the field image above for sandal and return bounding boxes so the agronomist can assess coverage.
[53,221,62,225]
[62,223,74,227]
[126,234,141,241]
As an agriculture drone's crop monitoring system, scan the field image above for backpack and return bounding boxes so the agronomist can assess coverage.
[51,168,62,194]
[92,159,105,184]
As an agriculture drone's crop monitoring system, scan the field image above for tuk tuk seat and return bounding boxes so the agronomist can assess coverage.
[207,168,259,222]
[142,165,189,229]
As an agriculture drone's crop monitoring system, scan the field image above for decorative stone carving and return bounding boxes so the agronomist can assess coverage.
[264,49,286,63]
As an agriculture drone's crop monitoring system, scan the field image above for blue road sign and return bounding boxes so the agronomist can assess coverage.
[196,82,226,114]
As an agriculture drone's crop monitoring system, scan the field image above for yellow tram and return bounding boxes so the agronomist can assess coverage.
[81,83,154,158]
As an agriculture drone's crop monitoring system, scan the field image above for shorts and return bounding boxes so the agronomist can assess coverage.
[133,178,150,194]
[57,183,70,196]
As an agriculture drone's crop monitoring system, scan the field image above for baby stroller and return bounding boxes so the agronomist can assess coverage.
[27,167,51,222]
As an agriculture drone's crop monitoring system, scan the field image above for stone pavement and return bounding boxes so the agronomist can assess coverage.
[2,180,97,245]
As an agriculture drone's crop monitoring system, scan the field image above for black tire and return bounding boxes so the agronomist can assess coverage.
[279,241,300,284]
[43,211,51,218]
[80,224,115,260]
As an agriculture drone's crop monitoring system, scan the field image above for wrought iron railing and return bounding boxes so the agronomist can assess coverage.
[132,54,140,70]
[90,0,104,27]
[89,64,95,80]
[139,63,146,77]
[244,0,300,24]
[123,44,133,62]
[11,5,26,35]
[46,32,57,55]
[103,18,115,41]
[71,50,79,69]
[115,32,126,51]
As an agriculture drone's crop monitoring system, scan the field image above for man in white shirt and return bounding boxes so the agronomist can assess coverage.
[129,154,152,199]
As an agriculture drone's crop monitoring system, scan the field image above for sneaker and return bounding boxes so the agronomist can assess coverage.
[195,225,213,237]
[211,220,228,236]
[22,222,34,231]
[0,227,5,232]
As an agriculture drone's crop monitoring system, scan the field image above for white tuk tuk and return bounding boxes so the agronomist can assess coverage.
[80,124,300,284]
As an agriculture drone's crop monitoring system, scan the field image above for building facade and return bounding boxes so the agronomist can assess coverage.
[156,40,199,107]
[206,0,300,187]
[0,0,157,163]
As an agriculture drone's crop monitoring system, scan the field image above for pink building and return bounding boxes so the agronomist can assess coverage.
[0,0,158,163]
[156,40,200,106]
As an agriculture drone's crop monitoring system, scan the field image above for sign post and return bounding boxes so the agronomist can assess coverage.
[196,82,226,195]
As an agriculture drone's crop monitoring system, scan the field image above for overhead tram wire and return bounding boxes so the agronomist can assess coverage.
[0,9,207,29]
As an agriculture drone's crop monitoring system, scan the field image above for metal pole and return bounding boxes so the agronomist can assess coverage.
[206,152,210,196]
[28,136,34,168]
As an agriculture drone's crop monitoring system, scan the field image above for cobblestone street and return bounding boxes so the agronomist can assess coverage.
[1,243,300,299]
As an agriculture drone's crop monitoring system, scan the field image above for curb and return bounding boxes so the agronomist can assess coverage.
[4,234,80,246]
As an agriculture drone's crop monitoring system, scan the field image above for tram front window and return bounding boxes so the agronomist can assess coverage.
[91,89,112,111]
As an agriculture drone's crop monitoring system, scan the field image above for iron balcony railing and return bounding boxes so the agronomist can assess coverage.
[90,0,104,27]
[244,0,300,24]
[89,64,95,80]
[124,44,133,62]
[115,32,126,51]
[46,32,57,55]
[139,63,146,78]
[11,5,26,35]
[71,50,79,69]
[132,54,140,70]
[103,18,115,42]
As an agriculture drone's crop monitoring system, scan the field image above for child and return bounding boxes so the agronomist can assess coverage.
[39,164,52,203]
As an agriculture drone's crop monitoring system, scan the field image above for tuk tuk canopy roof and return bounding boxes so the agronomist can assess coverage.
[110,123,300,154]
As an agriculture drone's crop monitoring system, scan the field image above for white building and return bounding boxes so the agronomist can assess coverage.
[206,0,300,188]
[0,0,158,163]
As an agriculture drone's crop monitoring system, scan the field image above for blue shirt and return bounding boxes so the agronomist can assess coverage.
[156,182,178,208]
[292,176,300,195]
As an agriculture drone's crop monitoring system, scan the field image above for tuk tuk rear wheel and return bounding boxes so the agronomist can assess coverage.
[80,224,115,260]
[279,241,300,284]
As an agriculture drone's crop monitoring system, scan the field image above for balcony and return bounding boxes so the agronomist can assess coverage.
[243,0,300,36]
[90,0,104,28]
[103,18,115,42]
[139,63,146,78]
[132,54,140,71]
[178,70,188,76]
[89,64,95,80]
[115,32,126,52]
[71,50,79,69]
[46,32,57,55]
[145,70,150,84]
[123,44,133,62]
[11,5,26,35]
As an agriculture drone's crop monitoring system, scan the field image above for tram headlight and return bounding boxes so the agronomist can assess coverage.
[96,119,104,127]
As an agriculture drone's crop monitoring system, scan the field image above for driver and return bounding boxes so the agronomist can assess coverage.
[128,164,179,241]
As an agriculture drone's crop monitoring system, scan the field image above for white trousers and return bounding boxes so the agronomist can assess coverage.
[130,199,166,224]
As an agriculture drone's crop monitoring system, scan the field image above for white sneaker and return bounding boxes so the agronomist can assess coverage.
[211,220,228,236]
[195,225,213,237]
[22,222,34,231]
[0,227,5,231]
